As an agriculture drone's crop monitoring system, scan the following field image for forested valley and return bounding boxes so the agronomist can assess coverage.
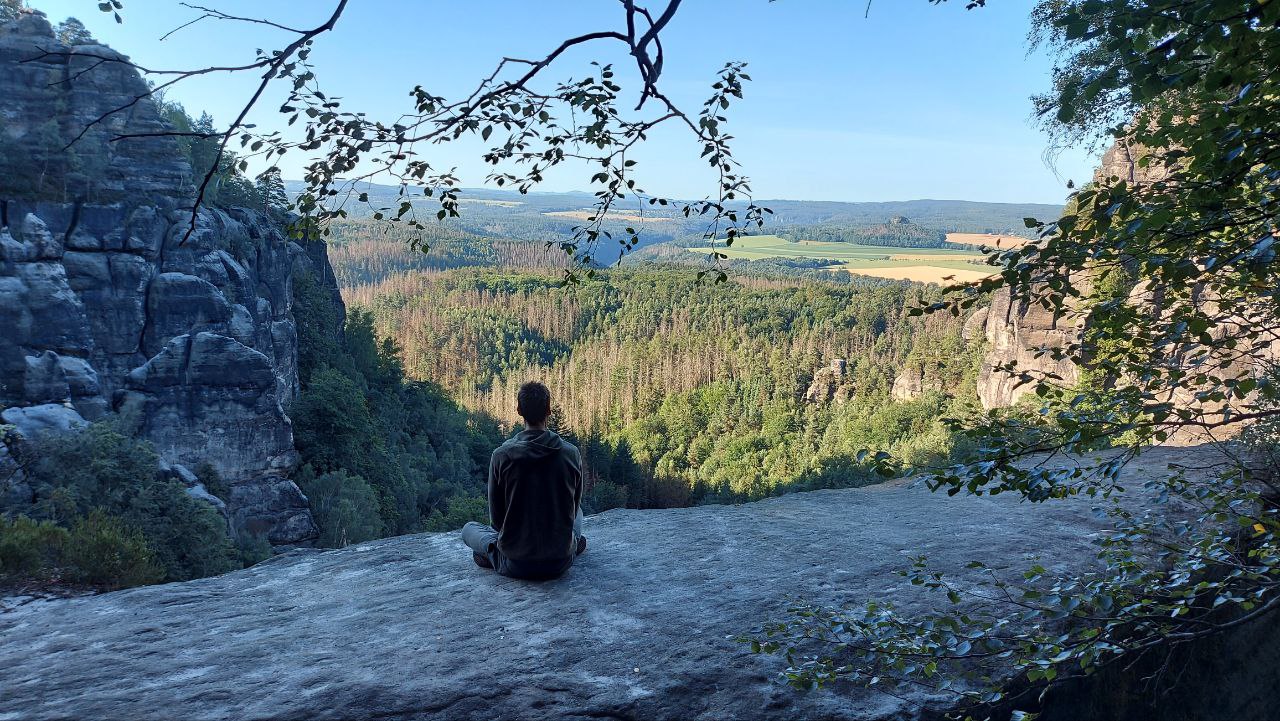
[311,220,986,540]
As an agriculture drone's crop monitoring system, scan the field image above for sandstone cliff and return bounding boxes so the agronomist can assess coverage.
[889,364,945,402]
[1,446,1267,721]
[971,136,1161,411]
[973,283,1087,409]
[0,13,323,546]
[971,136,1267,431]
[803,358,855,404]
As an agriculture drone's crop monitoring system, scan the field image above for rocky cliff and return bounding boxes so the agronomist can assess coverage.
[2,446,1269,721]
[0,13,321,546]
[970,136,1267,427]
[973,282,1087,409]
[971,136,1163,411]
[803,358,855,404]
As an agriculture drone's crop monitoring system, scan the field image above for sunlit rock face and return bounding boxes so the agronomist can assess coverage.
[804,358,855,404]
[974,284,1087,410]
[972,135,1163,412]
[890,363,950,402]
[1094,138,1178,187]
[972,136,1271,440]
[0,13,318,546]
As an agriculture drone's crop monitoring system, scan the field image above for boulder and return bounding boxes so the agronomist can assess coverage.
[1,403,87,441]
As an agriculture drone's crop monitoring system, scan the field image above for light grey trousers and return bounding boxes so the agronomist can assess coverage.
[461,507,584,557]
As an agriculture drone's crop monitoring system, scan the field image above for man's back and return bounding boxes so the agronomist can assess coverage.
[489,429,582,562]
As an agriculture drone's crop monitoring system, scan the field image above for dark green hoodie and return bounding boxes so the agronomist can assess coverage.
[488,429,582,563]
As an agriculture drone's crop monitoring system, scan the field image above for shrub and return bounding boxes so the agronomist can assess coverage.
[236,533,274,567]
[23,421,159,523]
[295,467,383,547]
[635,475,691,509]
[893,423,955,470]
[63,511,163,589]
[193,461,229,502]
[583,480,628,514]
[126,481,239,582]
[16,421,243,586]
[0,515,68,578]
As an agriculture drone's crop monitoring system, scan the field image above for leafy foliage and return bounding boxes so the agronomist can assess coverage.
[3,422,239,587]
[154,101,269,209]
[0,516,67,578]
[62,510,164,589]
[55,17,92,45]
[752,1,1280,714]
[294,467,383,548]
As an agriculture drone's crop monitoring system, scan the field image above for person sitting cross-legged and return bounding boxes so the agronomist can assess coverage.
[461,381,586,580]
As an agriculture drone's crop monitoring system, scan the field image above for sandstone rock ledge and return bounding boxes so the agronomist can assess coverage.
[0,448,1216,721]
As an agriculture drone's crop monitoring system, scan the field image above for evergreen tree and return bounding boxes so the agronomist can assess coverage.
[254,167,289,214]
[55,17,92,45]
[547,404,578,447]
[0,0,23,22]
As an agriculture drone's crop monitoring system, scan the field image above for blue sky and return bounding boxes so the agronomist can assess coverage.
[34,1,1093,204]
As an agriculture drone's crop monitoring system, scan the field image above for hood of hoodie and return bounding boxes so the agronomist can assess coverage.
[500,429,565,461]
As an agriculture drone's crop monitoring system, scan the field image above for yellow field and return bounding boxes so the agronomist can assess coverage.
[686,234,995,285]
[826,265,994,283]
[545,210,675,223]
[886,253,988,262]
[944,233,1031,248]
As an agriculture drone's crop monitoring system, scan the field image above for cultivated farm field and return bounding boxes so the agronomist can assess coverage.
[686,235,995,284]
[944,232,1032,248]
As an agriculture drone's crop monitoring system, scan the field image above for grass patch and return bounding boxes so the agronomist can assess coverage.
[685,234,994,284]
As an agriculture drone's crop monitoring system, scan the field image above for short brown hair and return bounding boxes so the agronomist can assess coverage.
[517,381,552,425]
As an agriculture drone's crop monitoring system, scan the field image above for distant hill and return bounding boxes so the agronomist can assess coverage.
[753,198,1063,234]
[284,181,1061,246]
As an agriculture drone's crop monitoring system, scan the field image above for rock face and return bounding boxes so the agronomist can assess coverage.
[974,286,1087,409]
[1094,138,1176,187]
[890,365,945,402]
[971,135,1167,410]
[1,447,1266,721]
[803,358,855,404]
[0,13,319,546]
[972,135,1268,428]
[0,13,192,203]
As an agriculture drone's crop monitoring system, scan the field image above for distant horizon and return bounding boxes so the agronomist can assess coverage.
[282,178,1066,210]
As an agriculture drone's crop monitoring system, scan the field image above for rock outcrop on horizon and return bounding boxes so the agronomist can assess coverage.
[0,13,321,546]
